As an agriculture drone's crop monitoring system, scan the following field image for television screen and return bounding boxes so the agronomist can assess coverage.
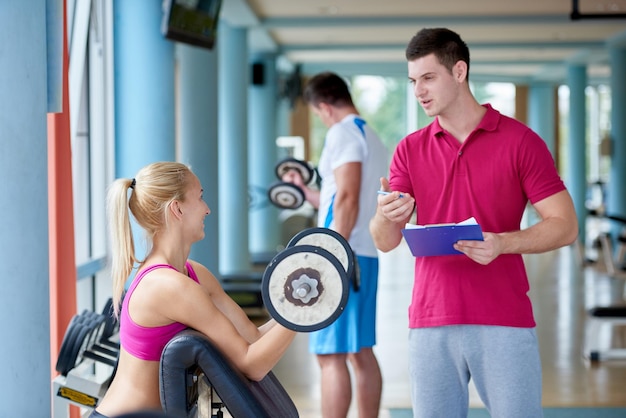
[161,0,223,50]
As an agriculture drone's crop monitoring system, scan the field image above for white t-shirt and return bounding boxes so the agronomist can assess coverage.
[317,114,389,257]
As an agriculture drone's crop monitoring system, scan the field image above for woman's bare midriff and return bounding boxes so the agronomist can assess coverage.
[95,348,163,415]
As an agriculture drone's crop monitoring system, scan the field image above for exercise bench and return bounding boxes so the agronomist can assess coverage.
[587,211,626,276]
[584,214,626,362]
[159,329,299,417]
[586,306,626,362]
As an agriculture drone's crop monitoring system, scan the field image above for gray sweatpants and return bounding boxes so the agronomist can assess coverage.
[408,325,543,418]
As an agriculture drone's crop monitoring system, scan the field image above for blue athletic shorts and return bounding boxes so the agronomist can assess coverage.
[308,255,378,354]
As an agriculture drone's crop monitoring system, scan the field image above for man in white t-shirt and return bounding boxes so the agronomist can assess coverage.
[281,72,388,418]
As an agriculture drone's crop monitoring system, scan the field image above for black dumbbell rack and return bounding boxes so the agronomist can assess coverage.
[52,298,119,417]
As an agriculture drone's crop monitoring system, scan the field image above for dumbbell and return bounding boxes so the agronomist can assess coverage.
[267,182,306,210]
[56,311,104,376]
[99,297,120,349]
[56,314,83,376]
[56,301,120,376]
[261,227,353,332]
[274,157,315,185]
[267,158,315,210]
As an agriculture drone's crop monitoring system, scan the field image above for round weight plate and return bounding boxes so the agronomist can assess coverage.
[74,319,99,368]
[286,227,355,289]
[275,157,314,185]
[56,314,81,375]
[100,297,118,342]
[268,182,305,209]
[86,315,106,350]
[351,249,360,292]
[90,314,106,344]
[69,324,92,370]
[262,245,349,332]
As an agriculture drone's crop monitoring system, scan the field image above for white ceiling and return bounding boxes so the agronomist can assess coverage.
[220,0,626,83]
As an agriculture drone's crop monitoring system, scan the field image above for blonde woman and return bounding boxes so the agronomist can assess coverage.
[91,162,295,417]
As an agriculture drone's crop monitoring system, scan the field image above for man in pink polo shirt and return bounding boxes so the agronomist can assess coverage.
[370,28,578,418]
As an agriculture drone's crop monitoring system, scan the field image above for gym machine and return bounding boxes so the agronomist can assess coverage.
[584,213,626,362]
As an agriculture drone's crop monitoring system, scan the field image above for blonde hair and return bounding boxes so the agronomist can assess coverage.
[106,162,192,316]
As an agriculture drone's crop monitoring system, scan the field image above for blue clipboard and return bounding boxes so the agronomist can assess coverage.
[401,223,484,257]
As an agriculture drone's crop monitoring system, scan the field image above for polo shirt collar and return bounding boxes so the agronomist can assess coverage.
[432,103,501,135]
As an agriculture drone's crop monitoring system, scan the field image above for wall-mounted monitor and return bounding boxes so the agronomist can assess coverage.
[161,0,223,50]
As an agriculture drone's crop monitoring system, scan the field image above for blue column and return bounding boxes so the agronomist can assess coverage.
[276,93,292,137]
[177,44,220,272]
[114,0,175,177]
[607,44,626,228]
[0,1,50,414]
[114,0,175,261]
[528,83,556,157]
[249,55,281,261]
[567,64,588,246]
[218,22,250,274]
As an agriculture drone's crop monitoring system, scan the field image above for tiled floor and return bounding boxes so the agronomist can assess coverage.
[269,240,626,417]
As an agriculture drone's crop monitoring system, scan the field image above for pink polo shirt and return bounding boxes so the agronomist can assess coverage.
[389,104,566,328]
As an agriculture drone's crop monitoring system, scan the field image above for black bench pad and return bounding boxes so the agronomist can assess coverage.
[589,306,626,317]
[159,329,299,418]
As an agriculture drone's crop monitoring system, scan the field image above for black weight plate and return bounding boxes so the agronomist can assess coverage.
[67,323,92,373]
[351,249,360,292]
[100,297,119,342]
[75,318,102,367]
[56,314,81,375]
[90,314,106,344]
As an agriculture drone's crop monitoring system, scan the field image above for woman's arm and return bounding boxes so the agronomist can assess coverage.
[190,261,266,343]
[153,263,296,381]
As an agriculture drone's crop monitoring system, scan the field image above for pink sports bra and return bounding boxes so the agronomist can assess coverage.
[120,262,199,361]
